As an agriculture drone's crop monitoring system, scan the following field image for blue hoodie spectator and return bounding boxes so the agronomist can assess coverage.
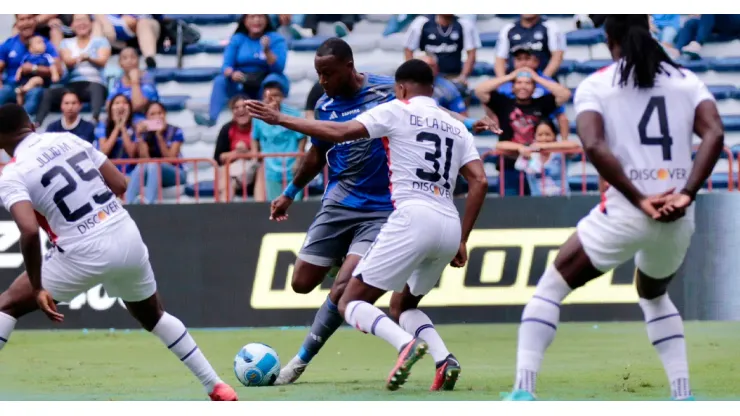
[651,14,681,46]
[195,14,289,127]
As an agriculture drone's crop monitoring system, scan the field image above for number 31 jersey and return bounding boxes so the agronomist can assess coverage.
[0,132,130,247]
[355,96,480,218]
[574,62,716,206]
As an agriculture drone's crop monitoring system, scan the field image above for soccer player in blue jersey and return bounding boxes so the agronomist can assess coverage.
[271,38,495,386]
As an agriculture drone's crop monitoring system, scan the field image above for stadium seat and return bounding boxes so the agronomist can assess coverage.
[173,67,221,83]
[472,61,495,77]
[723,115,740,132]
[708,85,737,100]
[159,95,191,112]
[185,181,216,198]
[567,162,599,192]
[573,60,612,74]
[152,68,177,83]
[710,57,740,72]
[676,58,711,73]
[160,43,206,56]
[565,29,605,46]
[164,14,241,25]
[479,32,499,48]
[201,42,228,54]
[556,60,577,77]
[290,36,332,52]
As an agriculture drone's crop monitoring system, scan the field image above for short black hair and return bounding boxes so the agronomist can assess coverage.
[316,37,354,62]
[0,104,31,135]
[394,59,434,86]
[263,81,285,95]
[61,89,81,102]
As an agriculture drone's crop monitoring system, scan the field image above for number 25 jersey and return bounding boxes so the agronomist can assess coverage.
[355,96,480,218]
[574,62,716,206]
[0,132,130,247]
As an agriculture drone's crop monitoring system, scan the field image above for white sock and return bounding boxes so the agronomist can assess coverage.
[345,301,413,351]
[639,294,691,399]
[399,309,450,363]
[151,312,223,394]
[0,312,16,351]
[515,265,572,393]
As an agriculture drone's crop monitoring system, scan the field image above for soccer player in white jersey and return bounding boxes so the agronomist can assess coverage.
[247,59,489,391]
[502,15,724,401]
[0,104,238,401]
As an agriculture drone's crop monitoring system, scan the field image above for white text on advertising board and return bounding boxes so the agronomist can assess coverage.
[250,229,639,309]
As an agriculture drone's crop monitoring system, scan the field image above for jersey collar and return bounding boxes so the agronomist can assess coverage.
[12,133,42,158]
[407,95,437,106]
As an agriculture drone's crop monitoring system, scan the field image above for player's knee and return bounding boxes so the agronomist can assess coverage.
[636,270,672,300]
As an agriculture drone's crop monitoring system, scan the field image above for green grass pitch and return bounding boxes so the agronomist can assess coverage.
[0,322,738,401]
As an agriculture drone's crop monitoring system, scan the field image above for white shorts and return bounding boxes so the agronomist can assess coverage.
[576,205,695,279]
[42,219,157,303]
[352,204,461,296]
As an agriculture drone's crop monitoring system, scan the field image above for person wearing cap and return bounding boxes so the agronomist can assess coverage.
[473,66,572,196]
[419,54,467,115]
[495,14,566,78]
[496,43,569,141]
[251,79,307,202]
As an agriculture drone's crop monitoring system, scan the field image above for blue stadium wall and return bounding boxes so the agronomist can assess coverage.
[1,194,738,330]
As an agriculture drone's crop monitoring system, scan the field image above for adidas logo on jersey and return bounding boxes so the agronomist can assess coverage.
[329,111,338,120]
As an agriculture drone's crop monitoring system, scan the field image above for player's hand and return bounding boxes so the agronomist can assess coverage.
[637,188,675,220]
[472,116,503,135]
[35,289,64,323]
[270,195,293,221]
[246,100,282,125]
[657,192,692,223]
[450,242,468,268]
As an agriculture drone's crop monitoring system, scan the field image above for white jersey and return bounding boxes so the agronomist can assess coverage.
[355,95,480,217]
[574,62,715,210]
[0,132,130,247]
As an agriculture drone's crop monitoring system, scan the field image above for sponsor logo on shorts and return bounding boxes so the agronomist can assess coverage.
[248,229,638,309]
[412,181,452,199]
[629,168,688,181]
[76,200,122,235]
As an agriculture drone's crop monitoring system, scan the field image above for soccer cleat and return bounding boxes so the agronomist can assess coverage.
[431,354,461,391]
[501,390,537,401]
[673,396,695,401]
[274,356,308,385]
[386,338,428,391]
[209,383,238,401]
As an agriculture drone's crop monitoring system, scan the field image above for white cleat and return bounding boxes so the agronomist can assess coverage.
[274,356,308,385]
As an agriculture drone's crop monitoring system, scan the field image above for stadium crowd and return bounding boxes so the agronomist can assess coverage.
[1,14,738,203]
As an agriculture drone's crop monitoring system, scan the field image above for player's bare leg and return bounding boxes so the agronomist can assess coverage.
[276,255,353,385]
[636,270,693,400]
[124,293,238,401]
[504,232,603,401]
[0,272,41,351]
[339,276,428,391]
[390,286,459,391]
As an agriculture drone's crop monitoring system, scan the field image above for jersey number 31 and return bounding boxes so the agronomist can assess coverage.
[415,132,453,189]
[639,96,673,161]
[40,151,114,223]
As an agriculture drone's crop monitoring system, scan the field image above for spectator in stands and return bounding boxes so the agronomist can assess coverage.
[404,14,480,88]
[45,90,96,143]
[195,14,288,127]
[126,101,186,204]
[95,94,138,168]
[31,15,74,50]
[675,15,740,58]
[108,47,159,120]
[95,14,160,69]
[304,80,324,119]
[252,79,306,202]
[36,14,111,126]
[213,95,262,202]
[650,14,681,54]
[13,35,59,107]
[419,54,467,115]
[288,15,359,40]
[0,14,61,118]
[514,119,578,197]
[272,14,305,41]
[495,14,566,78]
[474,67,571,196]
[495,44,569,140]
[384,15,421,37]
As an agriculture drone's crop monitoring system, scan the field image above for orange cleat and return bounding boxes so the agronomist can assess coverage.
[209,383,239,401]
[386,338,428,391]
[430,355,461,391]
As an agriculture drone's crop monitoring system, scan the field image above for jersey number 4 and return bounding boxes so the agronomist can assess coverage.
[40,151,114,223]
[638,96,673,161]
[415,132,453,189]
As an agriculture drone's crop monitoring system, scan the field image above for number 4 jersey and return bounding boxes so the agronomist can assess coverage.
[574,62,716,210]
[354,96,480,217]
[0,132,130,247]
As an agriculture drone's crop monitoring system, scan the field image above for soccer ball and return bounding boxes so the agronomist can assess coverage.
[233,343,281,387]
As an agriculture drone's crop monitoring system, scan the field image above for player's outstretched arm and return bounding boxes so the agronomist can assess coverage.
[684,100,725,200]
[8,201,42,290]
[291,145,327,189]
[99,160,129,198]
[246,100,370,143]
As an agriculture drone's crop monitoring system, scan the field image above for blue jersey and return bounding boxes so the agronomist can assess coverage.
[313,73,395,211]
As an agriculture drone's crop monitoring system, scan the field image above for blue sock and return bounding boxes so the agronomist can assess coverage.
[297,297,344,363]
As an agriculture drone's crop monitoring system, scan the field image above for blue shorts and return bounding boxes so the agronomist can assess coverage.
[108,15,136,41]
